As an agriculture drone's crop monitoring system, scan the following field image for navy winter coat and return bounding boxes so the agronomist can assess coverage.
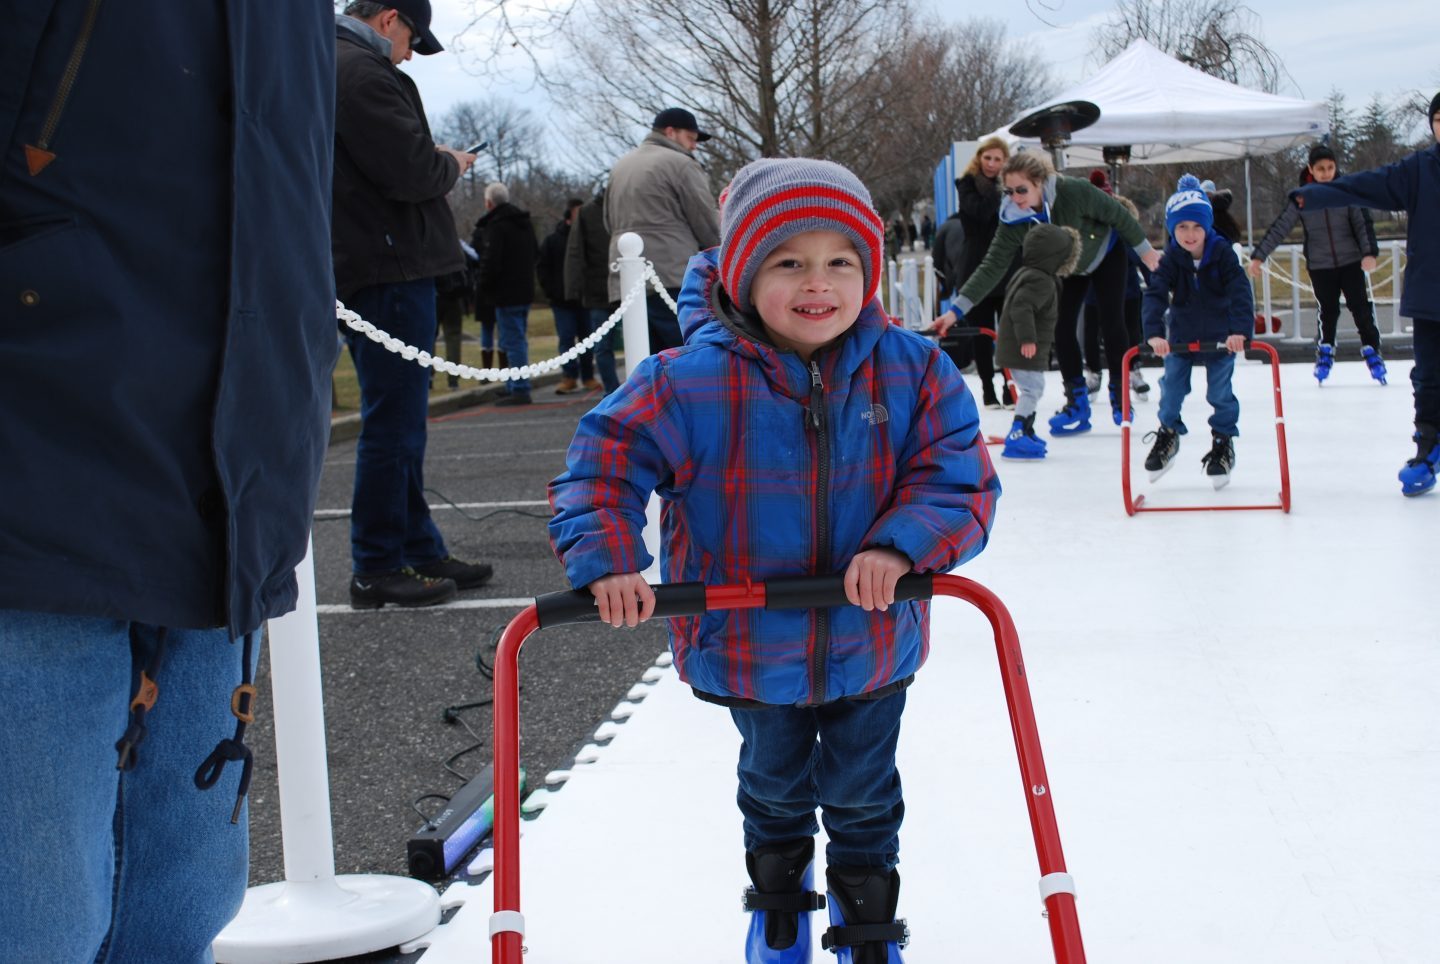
[0,2,337,638]
[1142,232,1254,345]
[1294,143,1440,322]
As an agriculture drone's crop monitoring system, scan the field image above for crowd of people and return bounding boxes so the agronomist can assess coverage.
[4,0,1436,959]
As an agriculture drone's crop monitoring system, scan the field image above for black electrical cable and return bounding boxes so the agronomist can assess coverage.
[411,792,452,831]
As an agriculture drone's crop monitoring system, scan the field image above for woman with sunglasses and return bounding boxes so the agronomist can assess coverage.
[941,151,1162,434]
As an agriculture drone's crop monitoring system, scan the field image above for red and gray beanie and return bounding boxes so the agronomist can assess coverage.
[718,157,884,313]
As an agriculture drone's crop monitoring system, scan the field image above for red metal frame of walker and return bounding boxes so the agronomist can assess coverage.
[1121,340,1291,515]
[488,574,1086,964]
[937,325,1015,447]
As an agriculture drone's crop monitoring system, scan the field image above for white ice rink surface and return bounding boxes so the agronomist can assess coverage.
[408,358,1437,964]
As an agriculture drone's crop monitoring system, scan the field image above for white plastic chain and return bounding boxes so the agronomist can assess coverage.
[335,259,676,383]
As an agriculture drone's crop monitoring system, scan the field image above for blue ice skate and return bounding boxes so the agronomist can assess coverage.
[1047,379,1092,436]
[1398,426,1438,497]
[1314,343,1335,384]
[1362,345,1388,385]
[1001,415,1047,460]
[744,839,826,963]
[821,867,907,964]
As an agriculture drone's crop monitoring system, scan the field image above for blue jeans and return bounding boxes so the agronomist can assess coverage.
[730,690,906,870]
[344,280,448,574]
[552,304,594,382]
[647,289,684,351]
[0,610,258,963]
[588,307,620,393]
[1157,350,1240,437]
[494,304,531,394]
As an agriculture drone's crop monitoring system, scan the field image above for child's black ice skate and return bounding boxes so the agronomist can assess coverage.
[1143,426,1180,481]
[821,866,907,964]
[1362,345,1388,385]
[1201,431,1235,489]
[743,838,826,963]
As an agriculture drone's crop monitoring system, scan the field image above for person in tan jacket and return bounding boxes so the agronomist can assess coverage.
[605,107,721,350]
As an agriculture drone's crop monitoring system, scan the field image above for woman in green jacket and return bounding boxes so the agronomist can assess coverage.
[939,152,1161,434]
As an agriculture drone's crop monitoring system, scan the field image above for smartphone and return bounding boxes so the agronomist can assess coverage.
[463,141,488,155]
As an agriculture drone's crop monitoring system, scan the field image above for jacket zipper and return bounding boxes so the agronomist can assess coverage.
[26,0,105,172]
[804,358,831,704]
[1322,210,1338,266]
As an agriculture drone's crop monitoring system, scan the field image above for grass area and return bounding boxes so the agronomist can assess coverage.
[333,305,567,413]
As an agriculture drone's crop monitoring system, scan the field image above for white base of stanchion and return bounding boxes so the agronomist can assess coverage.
[212,875,440,963]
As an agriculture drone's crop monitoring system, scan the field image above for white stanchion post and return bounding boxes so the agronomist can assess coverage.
[922,255,935,324]
[1288,247,1305,343]
[212,539,440,964]
[613,231,662,580]
[616,232,652,378]
[888,259,899,317]
[1390,240,1408,335]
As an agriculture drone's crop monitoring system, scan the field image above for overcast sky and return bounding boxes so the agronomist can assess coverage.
[401,0,1439,148]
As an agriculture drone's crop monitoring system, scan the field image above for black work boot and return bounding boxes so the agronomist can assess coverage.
[349,568,457,610]
[413,555,494,590]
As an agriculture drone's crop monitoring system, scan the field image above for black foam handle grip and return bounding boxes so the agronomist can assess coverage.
[763,573,934,611]
[534,581,708,629]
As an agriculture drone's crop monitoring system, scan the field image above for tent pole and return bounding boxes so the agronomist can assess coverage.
[1244,155,1254,249]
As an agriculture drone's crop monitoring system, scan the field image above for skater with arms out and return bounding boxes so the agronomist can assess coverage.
[549,158,1000,962]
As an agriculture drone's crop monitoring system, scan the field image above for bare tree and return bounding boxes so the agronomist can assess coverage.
[1093,0,1291,93]
[548,0,915,189]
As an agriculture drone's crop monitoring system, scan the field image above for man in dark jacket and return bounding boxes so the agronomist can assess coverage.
[0,2,332,958]
[334,1,494,608]
[565,188,620,393]
[472,182,539,405]
[537,199,597,394]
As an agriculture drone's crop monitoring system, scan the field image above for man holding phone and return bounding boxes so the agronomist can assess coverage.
[334,1,495,608]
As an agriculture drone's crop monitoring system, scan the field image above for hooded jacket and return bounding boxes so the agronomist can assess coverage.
[549,251,1000,706]
[1294,143,1439,322]
[955,174,1154,314]
[564,191,611,308]
[332,18,464,301]
[1142,231,1255,345]
[604,131,720,299]
[472,201,537,308]
[0,2,335,637]
[996,225,1080,371]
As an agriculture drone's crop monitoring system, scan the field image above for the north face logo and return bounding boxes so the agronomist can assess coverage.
[862,403,889,426]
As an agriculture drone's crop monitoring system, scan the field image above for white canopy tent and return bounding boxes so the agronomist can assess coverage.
[936,39,1330,240]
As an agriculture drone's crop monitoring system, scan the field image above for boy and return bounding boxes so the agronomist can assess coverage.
[549,158,1000,963]
[1294,93,1440,496]
[1250,143,1385,384]
[996,223,1080,460]
[1142,175,1255,489]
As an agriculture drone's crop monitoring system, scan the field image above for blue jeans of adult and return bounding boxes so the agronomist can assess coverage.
[344,280,448,575]
[730,689,906,871]
[1158,349,1240,437]
[551,303,594,383]
[647,288,684,352]
[495,304,532,395]
[0,610,258,962]
[588,307,620,393]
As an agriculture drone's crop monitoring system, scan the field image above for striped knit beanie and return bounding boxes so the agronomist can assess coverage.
[719,157,884,313]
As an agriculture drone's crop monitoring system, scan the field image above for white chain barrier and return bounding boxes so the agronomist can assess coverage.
[335,259,676,383]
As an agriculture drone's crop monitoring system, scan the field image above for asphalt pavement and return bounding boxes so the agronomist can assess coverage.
[245,380,668,888]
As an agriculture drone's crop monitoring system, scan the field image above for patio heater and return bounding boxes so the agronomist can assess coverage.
[1009,100,1101,171]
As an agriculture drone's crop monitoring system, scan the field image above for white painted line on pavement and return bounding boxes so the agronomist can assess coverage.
[314,499,549,519]
[316,597,539,615]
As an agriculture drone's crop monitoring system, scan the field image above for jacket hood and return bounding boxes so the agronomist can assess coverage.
[1021,223,1081,276]
[999,174,1057,225]
[675,249,890,400]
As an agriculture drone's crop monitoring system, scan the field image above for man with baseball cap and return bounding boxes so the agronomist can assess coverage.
[333,2,495,608]
[605,107,721,351]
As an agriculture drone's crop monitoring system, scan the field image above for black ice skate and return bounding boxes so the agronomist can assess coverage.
[1201,432,1235,489]
[1142,426,1180,481]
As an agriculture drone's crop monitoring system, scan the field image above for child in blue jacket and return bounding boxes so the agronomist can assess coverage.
[1141,175,1255,488]
[549,158,1000,963]
[1295,93,1440,496]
